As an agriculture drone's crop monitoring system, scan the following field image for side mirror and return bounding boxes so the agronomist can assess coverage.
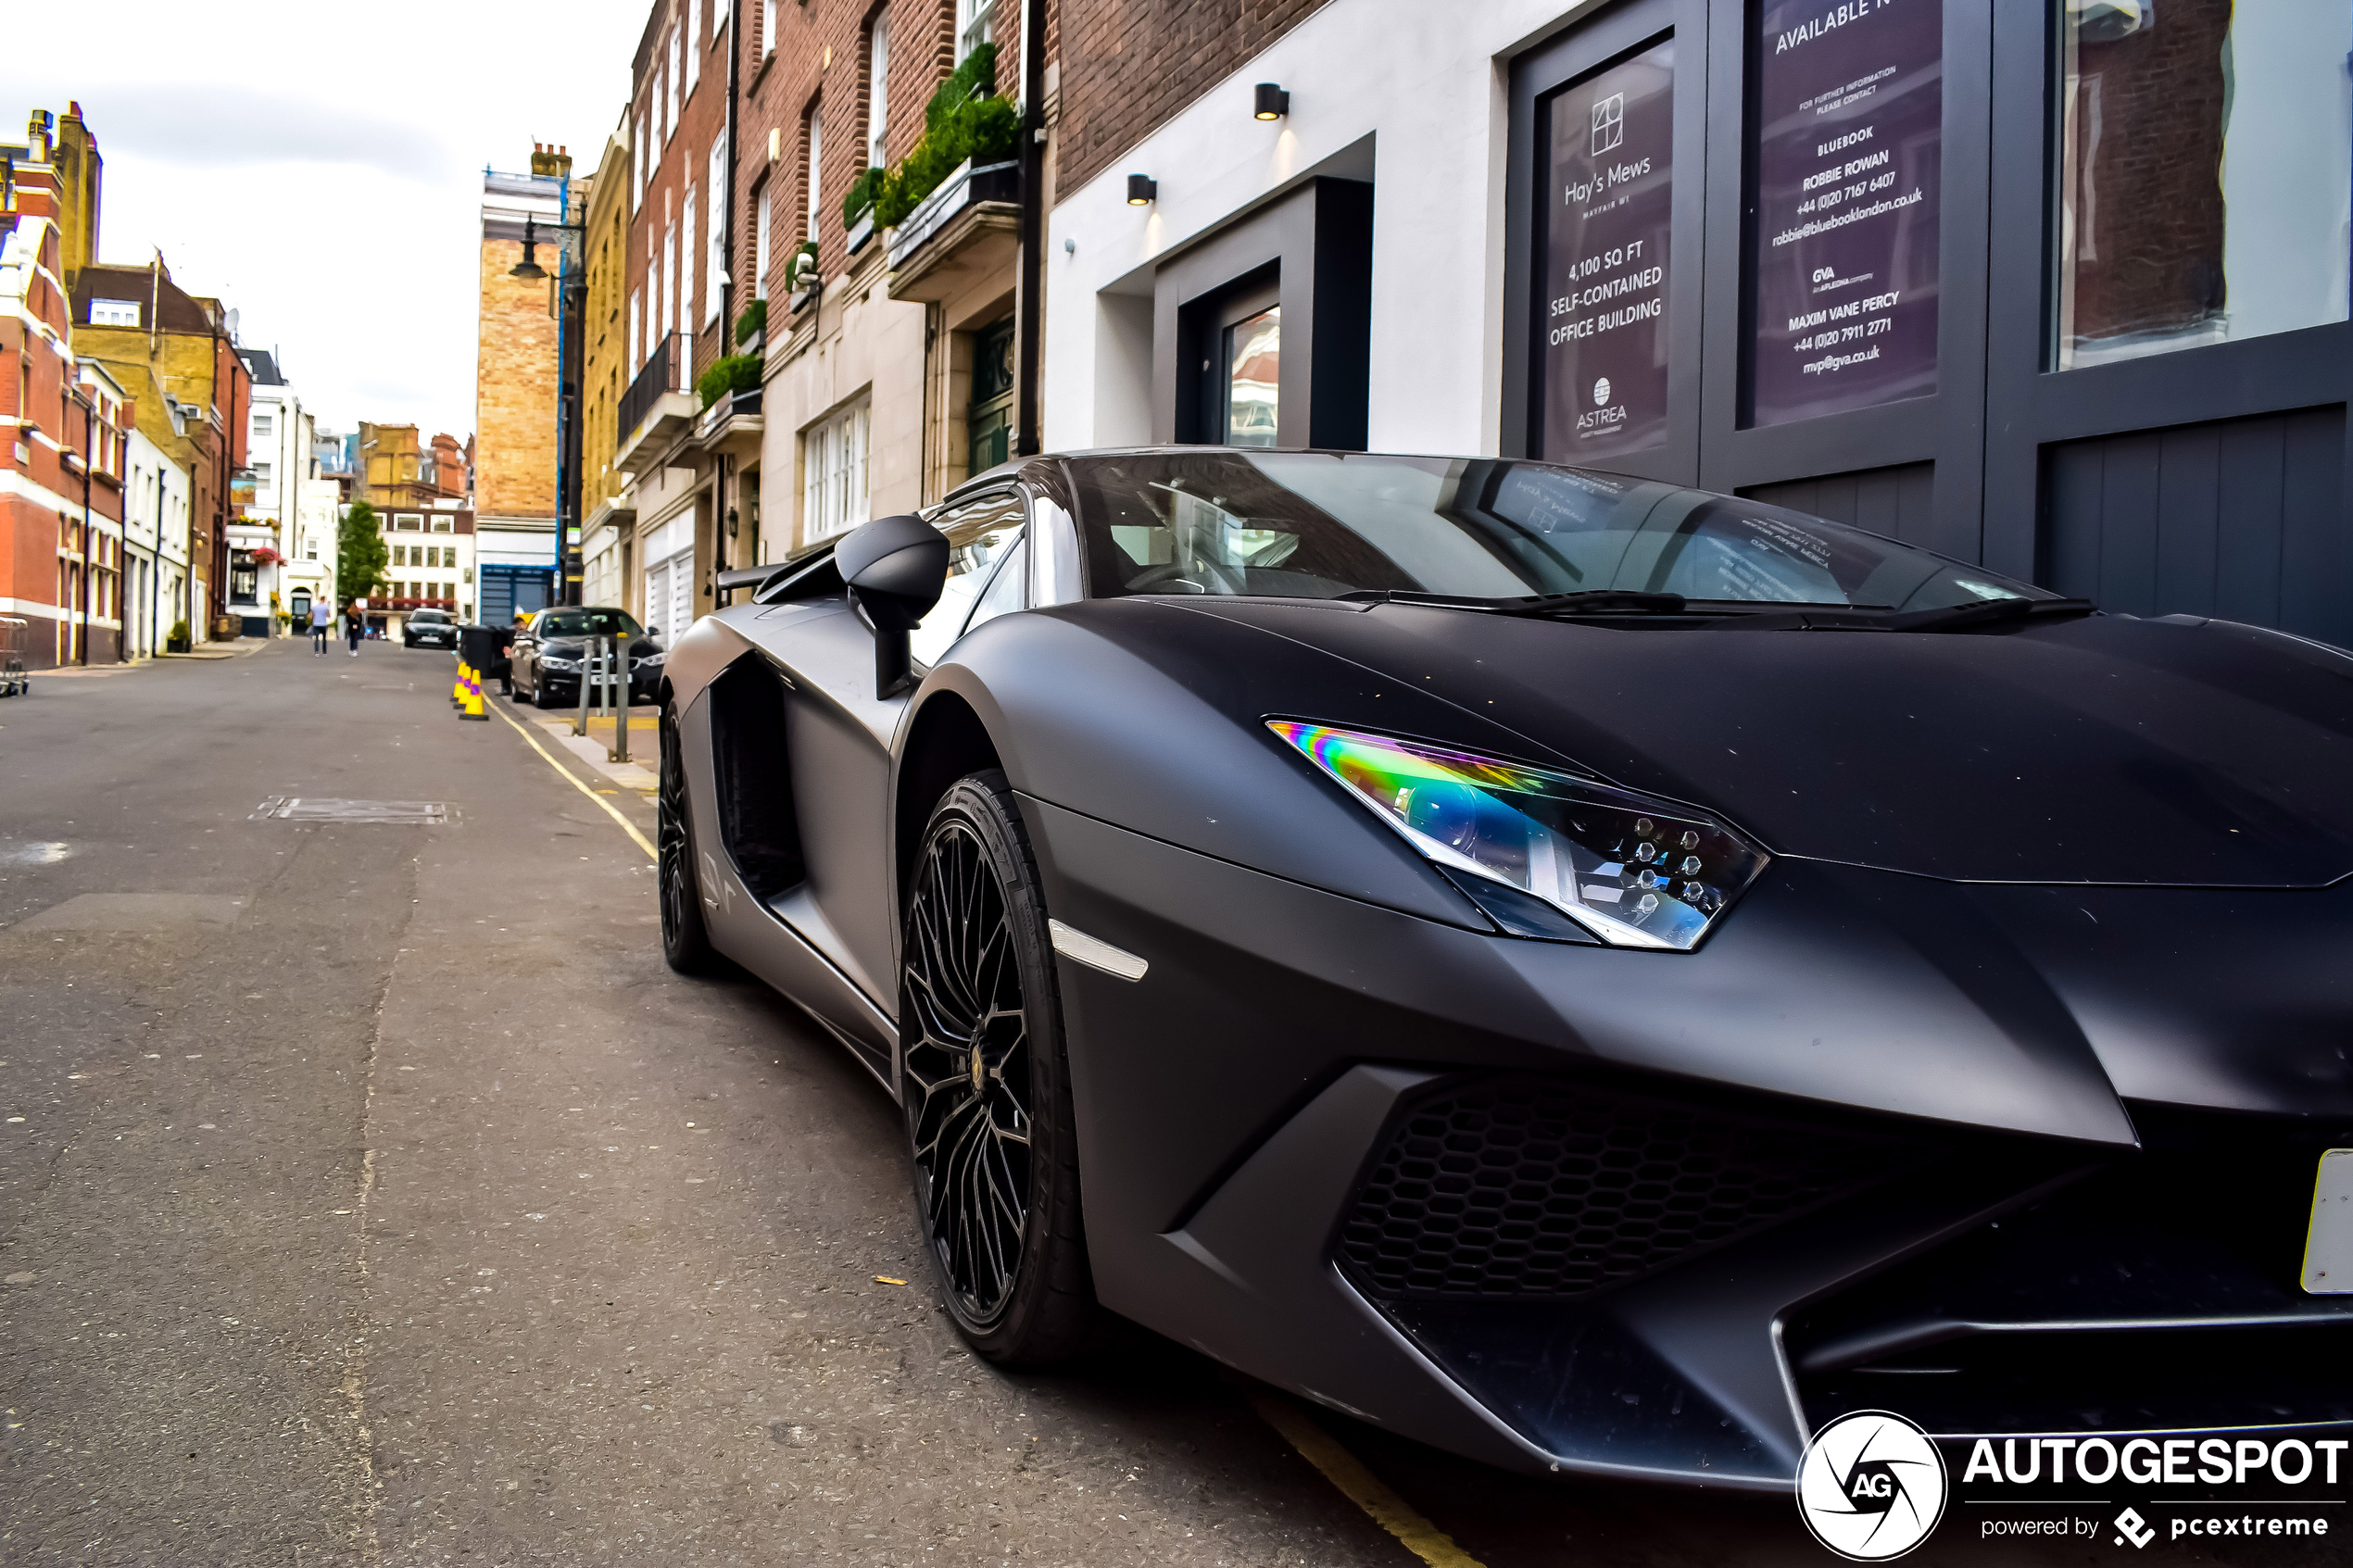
[836,512,950,698]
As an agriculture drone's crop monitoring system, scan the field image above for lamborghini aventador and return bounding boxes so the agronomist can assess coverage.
[653,447,2353,1487]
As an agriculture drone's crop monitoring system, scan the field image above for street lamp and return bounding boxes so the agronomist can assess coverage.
[510,215,550,282]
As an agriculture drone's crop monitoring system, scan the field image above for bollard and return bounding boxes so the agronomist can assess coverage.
[610,635,633,765]
[461,664,488,721]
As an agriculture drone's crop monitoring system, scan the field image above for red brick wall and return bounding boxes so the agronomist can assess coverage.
[1052,0,1325,197]
[737,0,989,308]
[626,0,736,385]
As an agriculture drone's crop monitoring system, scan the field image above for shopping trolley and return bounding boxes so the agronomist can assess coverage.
[0,616,29,696]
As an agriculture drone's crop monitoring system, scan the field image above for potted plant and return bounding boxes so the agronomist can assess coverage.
[166,619,190,654]
[733,299,767,349]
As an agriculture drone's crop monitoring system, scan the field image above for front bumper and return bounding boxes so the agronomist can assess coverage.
[538,670,659,702]
[1018,795,2353,1485]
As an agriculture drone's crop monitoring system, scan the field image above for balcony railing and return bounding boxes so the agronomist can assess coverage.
[619,333,689,449]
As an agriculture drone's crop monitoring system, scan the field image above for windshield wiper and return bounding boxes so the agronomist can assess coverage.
[1342,588,1690,617]
[1884,596,2098,633]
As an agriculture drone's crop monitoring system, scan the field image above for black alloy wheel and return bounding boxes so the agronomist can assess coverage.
[531,672,554,709]
[658,702,720,973]
[901,771,1095,1363]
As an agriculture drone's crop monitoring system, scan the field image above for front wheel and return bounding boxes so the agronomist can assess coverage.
[658,702,721,974]
[530,677,554,709]
[901,771,1096,1365]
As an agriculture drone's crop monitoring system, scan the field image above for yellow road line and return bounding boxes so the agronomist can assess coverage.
[1246,1390,1489,1568]
[486,698,658,861]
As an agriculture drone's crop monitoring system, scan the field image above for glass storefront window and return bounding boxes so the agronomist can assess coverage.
[1225,307,1281,447]
[2054,0,2353,370]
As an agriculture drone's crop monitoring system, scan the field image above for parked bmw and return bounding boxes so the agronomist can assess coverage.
[652,448,2353,1487]
[401,608,458,650]
[510,607,664,709]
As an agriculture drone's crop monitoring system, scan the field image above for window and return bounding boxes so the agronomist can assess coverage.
[394,514,423,531]
[801,399,869,543]
[804,106,824,244]
[90,299,139,327]
[667,30,683,137]
[683,184,698,328]
[664,224,678,340]
[254,412,273,439]
[635,113,648,208]
[762,0,776,57]
[253,460,274,495]
[708,138,729,323]
[686,0,702,92]
[866,21,890,169]
[908,494,1025,667]
[2054,0,2353,369]
[630,288,642,370]
[432,516,454,533]
[1224,308,1280,447]
[653,63,666,148]
[753,182,772,300]
[957,0,996,62]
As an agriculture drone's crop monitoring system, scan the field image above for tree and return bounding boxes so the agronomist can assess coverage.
[336,500,390,608]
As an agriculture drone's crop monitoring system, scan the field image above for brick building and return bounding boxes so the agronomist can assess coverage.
[475,150,577,620]
[1,140,132,667]
[579,118,635,611]
[736,0,1035,566]
[608,0,738,645]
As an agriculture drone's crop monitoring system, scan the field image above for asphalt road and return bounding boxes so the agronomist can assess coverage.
[0,641,2320,1566]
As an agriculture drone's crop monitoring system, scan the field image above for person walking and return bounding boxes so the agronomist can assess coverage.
[346,602,364,657]
[309,598,333,654]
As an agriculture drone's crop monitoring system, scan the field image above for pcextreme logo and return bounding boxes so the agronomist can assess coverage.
[1796,1410,1950,1561]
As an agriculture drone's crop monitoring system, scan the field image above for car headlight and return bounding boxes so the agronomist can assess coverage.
[542,656,580,671]
[633,650,666,667]
[1269,721,1768,950]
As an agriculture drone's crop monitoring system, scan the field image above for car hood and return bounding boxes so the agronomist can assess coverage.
[542,637,658,659]
[1180,601,2353,887]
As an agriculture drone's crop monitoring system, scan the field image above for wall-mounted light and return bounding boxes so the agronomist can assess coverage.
[1254,83,1290,120]
[1126,174,1157,207]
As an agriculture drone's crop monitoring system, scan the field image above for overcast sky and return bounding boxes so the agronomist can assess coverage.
[3,0,653,442]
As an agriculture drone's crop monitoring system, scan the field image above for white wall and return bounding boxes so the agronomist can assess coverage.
[124,428,191,656]
[1044,0,1605,458]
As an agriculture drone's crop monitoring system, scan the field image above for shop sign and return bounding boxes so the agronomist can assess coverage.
[1540,38,1676,463]
[1749,0,1942,426]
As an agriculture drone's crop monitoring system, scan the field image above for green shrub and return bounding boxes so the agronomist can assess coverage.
[873,94,1020,230]
[733,299,767,345]
[928,42,998,133]
[841,167,881,226]
[696,354,762,408]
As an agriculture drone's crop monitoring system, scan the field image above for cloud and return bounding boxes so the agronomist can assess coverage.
[30,83,458,182]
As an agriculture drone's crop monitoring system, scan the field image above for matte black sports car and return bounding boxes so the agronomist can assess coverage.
[656,448,2353,1486]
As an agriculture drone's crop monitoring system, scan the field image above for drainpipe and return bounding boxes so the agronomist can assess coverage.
[71,387,93,665]
[1013,0,1047,458]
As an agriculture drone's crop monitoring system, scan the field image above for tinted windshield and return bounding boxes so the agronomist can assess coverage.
[1066,452,2055,611]
[410,610,450,622]
[536,608,644,638]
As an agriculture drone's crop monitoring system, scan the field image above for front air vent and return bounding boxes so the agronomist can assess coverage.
[1338,1075,1924,1300]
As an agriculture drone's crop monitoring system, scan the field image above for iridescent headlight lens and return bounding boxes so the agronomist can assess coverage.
[1268,721,1768,950]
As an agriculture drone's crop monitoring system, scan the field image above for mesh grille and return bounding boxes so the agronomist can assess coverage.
[1339,1076,1919,1300]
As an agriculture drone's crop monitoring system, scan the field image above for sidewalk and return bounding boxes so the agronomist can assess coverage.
[528,709,659,793]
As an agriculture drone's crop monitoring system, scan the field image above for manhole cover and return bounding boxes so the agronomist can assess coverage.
[253,797,454,824]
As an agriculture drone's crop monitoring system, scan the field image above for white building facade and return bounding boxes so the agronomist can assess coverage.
[122,425,191,659]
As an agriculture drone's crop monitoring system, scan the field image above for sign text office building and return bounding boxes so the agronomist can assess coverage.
[1046,0,2352,645]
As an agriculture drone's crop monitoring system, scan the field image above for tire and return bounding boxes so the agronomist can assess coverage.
[531,677,554,709]
[658,701,722,974]
[900,771,1096,1365]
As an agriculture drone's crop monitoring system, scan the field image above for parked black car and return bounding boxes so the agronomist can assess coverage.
[654,447,2353,1489]
[401,608,458,649]
[510,607,665,708]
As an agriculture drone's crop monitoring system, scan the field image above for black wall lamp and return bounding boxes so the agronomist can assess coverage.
[1126,174,1157,206]
[1254,83,1290,120]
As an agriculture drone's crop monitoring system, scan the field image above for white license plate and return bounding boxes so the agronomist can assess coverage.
[2302,1148,2353,1294]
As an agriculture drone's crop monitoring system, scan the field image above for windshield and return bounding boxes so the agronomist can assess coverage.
[410,610,450,622]
[536,608,644,639]
[1065,452,2056,611]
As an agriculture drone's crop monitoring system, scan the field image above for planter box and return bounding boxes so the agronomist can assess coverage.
[888,159,1020,273]
[846,210,875,254]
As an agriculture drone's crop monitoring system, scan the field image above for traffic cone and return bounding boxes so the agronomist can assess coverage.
[461,664,487,721]
[453,661,467,707]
